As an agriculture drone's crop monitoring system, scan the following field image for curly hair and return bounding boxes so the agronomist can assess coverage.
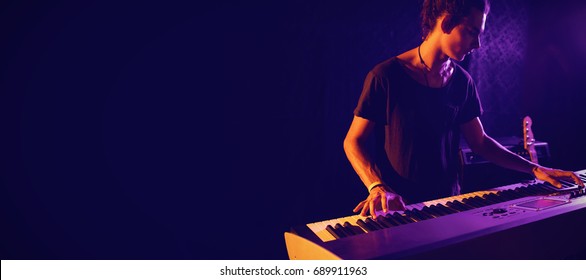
[421,0,490,39]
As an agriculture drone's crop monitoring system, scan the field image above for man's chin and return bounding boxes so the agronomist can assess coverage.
[454,53,467,61]
[447,50,469,61]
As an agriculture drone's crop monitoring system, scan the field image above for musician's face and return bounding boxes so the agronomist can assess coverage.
[442,8,487,61]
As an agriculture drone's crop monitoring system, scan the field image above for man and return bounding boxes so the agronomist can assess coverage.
[344,0,584,217]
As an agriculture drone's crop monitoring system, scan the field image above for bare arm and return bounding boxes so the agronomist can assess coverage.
[344,116,405,216]
[460,117,536,173]
[460,117,584,188]
[343,116,384,188]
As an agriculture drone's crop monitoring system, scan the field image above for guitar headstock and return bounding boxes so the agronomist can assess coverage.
[523,116,535,149]
[523,116,538,164]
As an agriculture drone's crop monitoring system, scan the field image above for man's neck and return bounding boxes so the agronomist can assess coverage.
[418,39,451,74]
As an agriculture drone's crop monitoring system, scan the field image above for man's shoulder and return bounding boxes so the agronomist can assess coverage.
[370,57,401,77]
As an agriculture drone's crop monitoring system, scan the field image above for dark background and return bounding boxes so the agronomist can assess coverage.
[1,0,585,260]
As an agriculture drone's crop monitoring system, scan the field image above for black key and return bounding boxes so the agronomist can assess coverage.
[326,225,343,239]
[392,212,414,224]
[542,181,561,190]
[462,197,482,208]
[356,219,377,232]
[453,200,475,210]
[446,201,467,212]
[426,205,447,216]
[497,190,518,200]
[382,214,403,226]
[466,196,486,207]
[403,210,424,222]
[335,223,355,236]
[429,206,452,216]
[504,189,523,199]
[516,187,537,196]
[527,185,542,193]
[529,185,546,195]
[389,213,407,224]
[472,196,491,207]
[460,197,474,207]
[402,213,418,223]
[492,192,510,202]
[419,206,438,217]
[472,196,491,206]
[433,203,455,215]
[511,189,526,198]
[481,193,500,204]
[470,196,490,207]
[375,216,396,228]
[490,192,509,202]
[412,208,433,220]
[429,205,448,216]
[560,180,574,187]
[332,224,349,237]
[534,184,553,195]
[494,190,509,199]
[452,200,474,210]
[544,183,560,193]
[343,222,366,235]
[519,186,539,196]
[514,186,530,195]
[483,193,504,203]
[535,183,555,194]
[365,217,385,230]
[442,202,463,213]
[436,203,458,214]
[413,208,435,219]
[458,199,477,210]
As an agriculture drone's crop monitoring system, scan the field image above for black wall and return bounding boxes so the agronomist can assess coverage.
[1,0,585,260]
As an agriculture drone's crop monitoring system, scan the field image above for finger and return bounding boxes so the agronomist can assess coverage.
[557,170,575,179]
[552,171,582,186]
[353,200,366,213]
[551,169,564,175]
[545,177,562,189]
[369,200,376,218]
[569,172,585,187]
[360,201,369,217]
[381,194,388,213]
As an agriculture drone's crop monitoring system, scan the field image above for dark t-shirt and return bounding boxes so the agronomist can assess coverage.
[354,57,482,203]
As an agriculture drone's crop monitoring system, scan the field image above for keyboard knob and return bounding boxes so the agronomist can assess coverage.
[492,208,507,214]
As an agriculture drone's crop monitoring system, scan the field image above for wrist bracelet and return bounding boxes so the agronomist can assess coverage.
[367,181,385,193]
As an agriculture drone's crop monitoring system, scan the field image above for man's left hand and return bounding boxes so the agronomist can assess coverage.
[532,166,585,189]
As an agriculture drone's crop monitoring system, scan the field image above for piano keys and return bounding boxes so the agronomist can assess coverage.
[284,169,586,259]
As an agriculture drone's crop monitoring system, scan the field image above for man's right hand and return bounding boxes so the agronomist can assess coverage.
[353,185,406,218]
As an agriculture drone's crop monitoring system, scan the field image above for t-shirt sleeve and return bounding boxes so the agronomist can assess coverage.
[456,78,483,124]
[353,70,388,124]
